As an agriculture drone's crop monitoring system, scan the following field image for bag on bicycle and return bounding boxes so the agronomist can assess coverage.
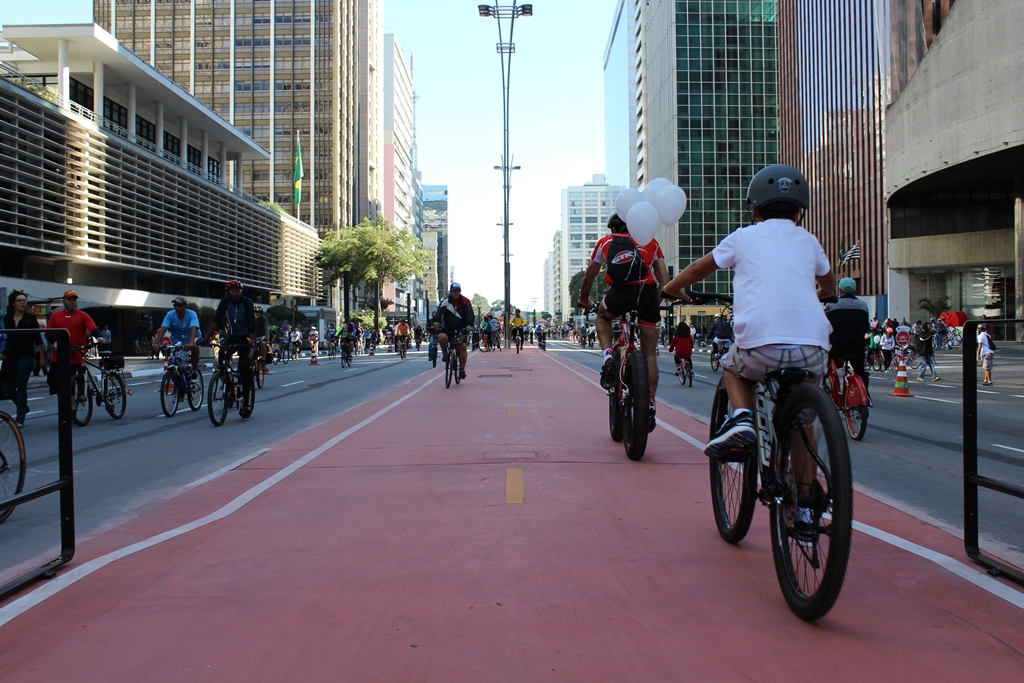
[101,354,125,370]
[604,234,649,285]
[846,373,870,407]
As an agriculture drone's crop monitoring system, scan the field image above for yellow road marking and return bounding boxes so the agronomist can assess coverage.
[507,409,517,417]
[507,389,514,395]
[505,468,524,504]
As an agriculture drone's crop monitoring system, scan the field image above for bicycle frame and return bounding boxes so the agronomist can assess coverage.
[610,312,639,402]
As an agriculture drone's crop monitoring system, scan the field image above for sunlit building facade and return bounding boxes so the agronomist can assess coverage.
[603,0,636,190]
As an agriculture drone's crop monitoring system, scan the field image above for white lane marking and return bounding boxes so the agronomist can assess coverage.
[931,384,956,389]
[281,380,305,387]
[977,390,999,395]
[1012,395,1024,399]
[179,448,271,490]
[27,397,46,401]
[694,374,710,379]
[129,382,154,387]
[0,370,441,628]
[543,348,1024,612]
[993,444,1024,455]
[916,396,960,404]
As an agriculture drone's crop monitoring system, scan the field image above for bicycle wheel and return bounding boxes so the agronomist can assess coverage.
[608,377,624,444]
[272,349,280,365]
[71,372,93,426]
[708,379,757,543]
[0,412,27,524]
[159,368,180,418]
[846,406,867,441]
[770,383,853,621]
[445,352,454,388]
[622,350,650,461]
[677,364,687,385]
[687,363,694,388]
[255,357,265,388]
[188,367,204,411]
[454,351,462,385]
[282,349,290,365]
[103,372,127,419]
[208,373,229,426]
[710,350,721,372]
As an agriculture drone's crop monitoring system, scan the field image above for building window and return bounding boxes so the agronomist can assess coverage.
[569,217,582,224]
[208,157,221,179]
[585,217,598,223]
[103,97,128,128]
[136,116,157,143]
[187,145,202,167]
[163,131,180,156]
[69,77,93,110]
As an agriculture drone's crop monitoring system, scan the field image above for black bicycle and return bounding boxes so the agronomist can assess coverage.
[710,340,730,372]
[514,328,524,353]
[677,356,694,387]
[443,329,468,388]
[339,336,354,368]
[0,408,26,524]
[70,345,129,426]
[208,343,256,426]
[606,308,653,461]
[689,292,852,621]
[159,342,204,417]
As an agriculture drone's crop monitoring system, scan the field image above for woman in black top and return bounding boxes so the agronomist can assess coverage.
[2,290,46,426]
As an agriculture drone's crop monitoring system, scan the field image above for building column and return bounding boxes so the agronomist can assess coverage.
[179,116,188,164]
[93,61,104,117]
[1015,173,1023,342]
[155,101,164,152]
[201,129,210,178]
[57,39,70,102]
[127,82,137,137]
[219,142,227,183]
[233,152,243,189]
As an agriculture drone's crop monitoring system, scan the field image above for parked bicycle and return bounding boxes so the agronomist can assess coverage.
[69,345,129,426]
[0,408,26,524]
[208,343,256,426]
[159,342,204,417]
[824,358,869,441]
[687,292,852,621]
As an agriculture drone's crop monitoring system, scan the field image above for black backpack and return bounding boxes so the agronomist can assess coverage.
[605,234,648,285]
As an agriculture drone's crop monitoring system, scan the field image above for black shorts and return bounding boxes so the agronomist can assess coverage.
[602,285,661,326]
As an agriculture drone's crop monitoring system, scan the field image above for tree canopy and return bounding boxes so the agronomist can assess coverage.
[568,267,609,313]
[470,293,490,321]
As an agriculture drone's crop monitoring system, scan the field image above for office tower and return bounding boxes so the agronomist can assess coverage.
[94,0,367,238]
[638,1,779,290]
[423,185,448,300]
[603,0,637,190]
[559,175,621,321]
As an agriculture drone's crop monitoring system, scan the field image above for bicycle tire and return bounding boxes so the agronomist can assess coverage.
[711,351,721,372]
[188,367,204,411]
[846,406,867,441]
[241,380,256,418]
[445,352,453,388]
[688,364,694,388]
[255,356,265,388]
[282,349,290,365]
[160,369,180,418]
[272,349,280,365]
[0,411,27,524]
[770,383,853,621]
[608,391,624,443]
[208,373,229,426]
[72,372,93,426]
[454,350,462,384]
[708,379,757,543]
[622,350,650,461]
[103,372,127,419]
[677,365,687,385]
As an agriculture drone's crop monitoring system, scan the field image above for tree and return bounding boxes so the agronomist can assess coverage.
[266,305,306,326]
[470,293,489,321]
[568,267,609,313]
[315,216,431,330]
[919,297,952,318]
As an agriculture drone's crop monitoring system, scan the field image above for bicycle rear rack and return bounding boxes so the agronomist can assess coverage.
[962,318,1024,586]
[0,330,75,600]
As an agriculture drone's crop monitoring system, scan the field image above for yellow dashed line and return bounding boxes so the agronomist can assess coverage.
[505,468,524,504]
[507,409,517,417]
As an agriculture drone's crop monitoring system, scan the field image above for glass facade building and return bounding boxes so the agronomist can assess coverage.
[603,0,636,190]
[673,1,779,293]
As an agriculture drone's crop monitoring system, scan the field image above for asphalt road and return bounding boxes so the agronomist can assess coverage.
[544,339,1024,564]
[0,347,436,583]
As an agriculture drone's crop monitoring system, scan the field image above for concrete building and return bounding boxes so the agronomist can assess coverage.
[556,175,620,322]
[422,185,448,303]
[543,230,560,320]
[603,0,637,190]
[885,0,1020,335]
[0,24,319,350]
[357,0,383,222]
[382,30,415,320]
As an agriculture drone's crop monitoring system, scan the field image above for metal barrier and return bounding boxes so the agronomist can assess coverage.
[0,330,74,600]
[962,318,1024,585]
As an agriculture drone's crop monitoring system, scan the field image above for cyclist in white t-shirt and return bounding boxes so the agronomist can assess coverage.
[663,164,837,463]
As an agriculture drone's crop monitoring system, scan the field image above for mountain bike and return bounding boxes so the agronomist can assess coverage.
[514,328,524,353]
[208,342,256,426]
[273,340,291,365]
[396,335,409,359]
[865,347,885,372]
[676,356,694,387]
[69,345,129,426]
[689,292,852,621]
[159,342,204,417]
[606,308,654,461]
[0,409,26,524]
[710,340,731,372]
[823,358,869,441]
[253,339,266,389]
[443,329,468,388]
[340,336,354,368]
[428,332,439,368]
[326,337,338,360]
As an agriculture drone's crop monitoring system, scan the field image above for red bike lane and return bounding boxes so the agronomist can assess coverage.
[1,348,1022,682]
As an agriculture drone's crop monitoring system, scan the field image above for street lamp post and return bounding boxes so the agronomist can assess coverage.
[479,3,532,349]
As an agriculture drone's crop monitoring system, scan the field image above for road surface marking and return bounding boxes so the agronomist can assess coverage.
[694,374,709,379]
[993,444,1024,455]
[931,384,955,389]
[541,347,1024,612]
[27,397,46,401]
[507,409,517,417]
[0,368,441,628]
[505,468,524,504]
[507,390,514,395]
[916,396,960,404]
[281,380,305,387]
[1012,395,1024,399]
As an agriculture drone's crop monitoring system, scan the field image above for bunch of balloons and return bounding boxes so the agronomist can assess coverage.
[613,178,688,246]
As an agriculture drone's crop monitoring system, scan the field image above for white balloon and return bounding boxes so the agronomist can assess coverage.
[641,177,672,203]
[614,188,643,220]
[655,185,688,224]
[625,201,659,246]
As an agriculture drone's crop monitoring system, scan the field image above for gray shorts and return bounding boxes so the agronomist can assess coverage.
[722,344,829,383]
[982,353,994,371]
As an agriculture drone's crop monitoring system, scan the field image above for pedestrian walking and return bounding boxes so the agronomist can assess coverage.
[1,290,46,427]
[915,322,940,382]
[977,323,996,385]
[880,327,896,372]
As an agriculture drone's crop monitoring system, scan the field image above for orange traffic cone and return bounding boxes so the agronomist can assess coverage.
[309,342,319,365]
[890,355,914,397]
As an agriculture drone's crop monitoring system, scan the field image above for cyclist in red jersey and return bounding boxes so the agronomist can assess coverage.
[45,290,101,394]
[578,214,670,424]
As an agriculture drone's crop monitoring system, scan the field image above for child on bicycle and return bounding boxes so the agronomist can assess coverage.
[663,164,836,461]
[668,321,693,375]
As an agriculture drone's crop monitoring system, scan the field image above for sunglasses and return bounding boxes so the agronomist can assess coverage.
[173,303,185,307]
[65,296,78,301]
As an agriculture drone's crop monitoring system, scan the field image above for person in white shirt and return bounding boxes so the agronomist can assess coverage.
[977,323,996,385]
[879,328,896,372]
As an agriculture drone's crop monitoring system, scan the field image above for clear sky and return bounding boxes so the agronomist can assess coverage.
[2,1,618,310]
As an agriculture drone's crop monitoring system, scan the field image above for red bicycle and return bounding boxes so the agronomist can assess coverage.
[823,358,870,441]
[607,309,653,461]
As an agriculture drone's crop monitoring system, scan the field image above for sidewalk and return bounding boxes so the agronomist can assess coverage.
[2,347,1023,681]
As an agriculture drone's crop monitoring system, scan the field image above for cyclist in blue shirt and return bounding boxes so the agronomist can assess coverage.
[153,295,201,368]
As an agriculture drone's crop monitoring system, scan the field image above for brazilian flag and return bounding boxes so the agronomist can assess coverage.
[294,135,305,207]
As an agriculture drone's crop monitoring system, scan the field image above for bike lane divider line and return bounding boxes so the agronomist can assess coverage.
[542,347,1024,612]
[916,396,960,404]
[281,380,305,387]
[0,370,443,629]
[993,444,1024,455]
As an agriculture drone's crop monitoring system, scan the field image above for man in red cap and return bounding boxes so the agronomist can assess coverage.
[45,290,100,393]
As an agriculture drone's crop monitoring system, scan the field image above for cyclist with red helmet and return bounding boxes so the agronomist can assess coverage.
[206,279,257,417]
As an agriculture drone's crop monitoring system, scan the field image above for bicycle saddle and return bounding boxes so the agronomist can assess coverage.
[767,368,812,385]
[98,350,112,356]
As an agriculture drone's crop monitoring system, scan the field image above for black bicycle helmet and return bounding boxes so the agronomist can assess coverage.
[746,164,810,210]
